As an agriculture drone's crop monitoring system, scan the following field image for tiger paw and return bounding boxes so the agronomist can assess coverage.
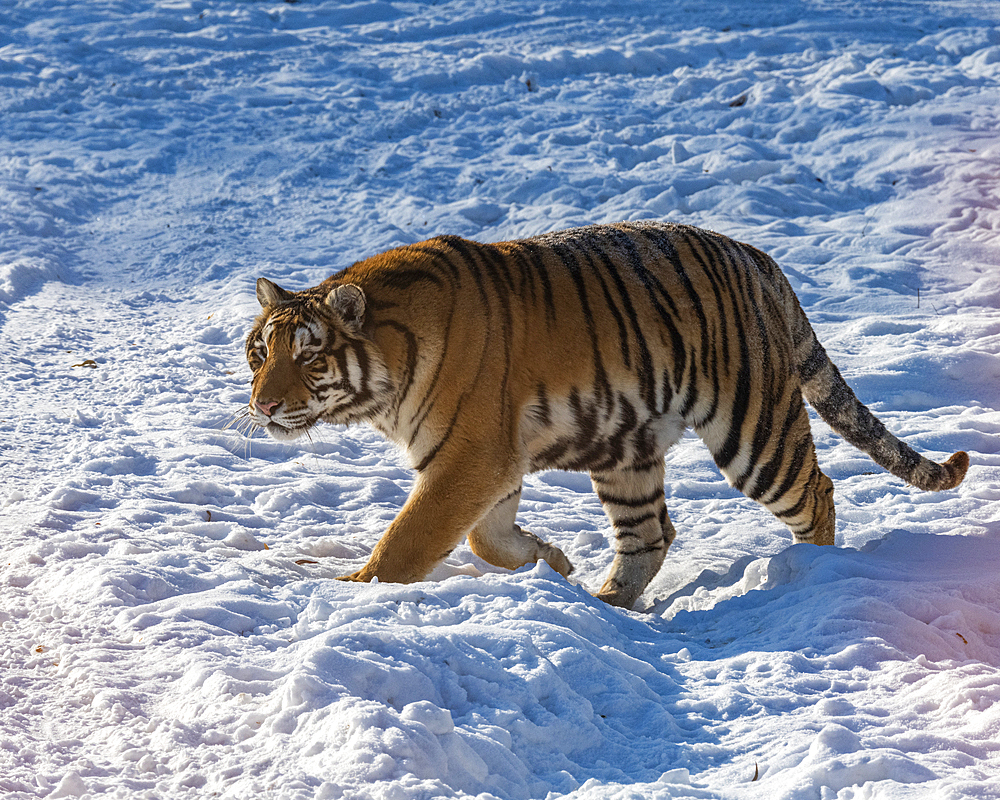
[594,577,643,609]
[539,545,573,579]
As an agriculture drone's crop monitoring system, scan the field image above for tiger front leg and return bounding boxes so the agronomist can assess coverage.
[591,461,673,609]
[466,484,573,578]
[337,457,522,585]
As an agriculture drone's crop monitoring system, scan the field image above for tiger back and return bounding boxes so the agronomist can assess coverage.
[244,221,968,608]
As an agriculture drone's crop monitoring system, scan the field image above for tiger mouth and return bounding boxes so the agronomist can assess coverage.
[263,419,311,441]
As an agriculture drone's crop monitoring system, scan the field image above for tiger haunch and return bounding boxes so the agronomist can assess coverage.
[244,222,968,608]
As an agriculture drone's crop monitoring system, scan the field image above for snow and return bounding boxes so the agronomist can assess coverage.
[2,0,1000,797]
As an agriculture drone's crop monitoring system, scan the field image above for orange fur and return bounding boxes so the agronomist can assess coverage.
[245,223,967,607]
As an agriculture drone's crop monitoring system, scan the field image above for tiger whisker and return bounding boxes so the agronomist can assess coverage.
[218,406,263,458]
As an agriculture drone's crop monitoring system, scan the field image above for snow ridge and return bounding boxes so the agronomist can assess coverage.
[2,1,1000,798]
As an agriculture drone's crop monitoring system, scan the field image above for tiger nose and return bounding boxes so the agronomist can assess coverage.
[254,399,280,417]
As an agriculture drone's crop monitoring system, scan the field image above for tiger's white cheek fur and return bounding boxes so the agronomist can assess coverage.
[292,320,325,361]
[344,350,364,391]
[293,322,366,419]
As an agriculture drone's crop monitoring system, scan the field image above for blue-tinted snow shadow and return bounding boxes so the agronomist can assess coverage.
[648,531,1000,668]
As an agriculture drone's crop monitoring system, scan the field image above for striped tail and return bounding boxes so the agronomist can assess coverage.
[796,335,968,492]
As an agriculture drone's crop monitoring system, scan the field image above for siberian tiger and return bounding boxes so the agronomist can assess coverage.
[243,222,968,608]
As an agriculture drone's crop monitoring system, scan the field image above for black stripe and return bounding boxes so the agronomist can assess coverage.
[474,241,517,423]
[659,367,674,414]
[640,228,715,397]
[632,422,658,463]
[555,242,613,407]
[596,485,664,508]
[408,304,457,434]
[697,234,752,469]
[678,344,700,418]
[616,539,666,556]
[582,394,639,472]
[439,236,492,312]
[381,268,444,291]
[768,437,813,511]
[688,228,733,376]
[414,397,464,472]
[607,227,688,396]
[519,242,557,325]
[497,486,522,504]
[405,241,462,286]
[738,249,783,486]
[478,240,517,292]
[506,245,537,306]
[612,511,658,529]
[568,387,599,451]
[745,395,803,500]
[373,320,418,421]
[535,437,571,467]
[590,242,658,410]
[534,382,551,426]
[584,247,632,370]
[674,237,729,428]
[773,466,820,521]
[799,338,828,382]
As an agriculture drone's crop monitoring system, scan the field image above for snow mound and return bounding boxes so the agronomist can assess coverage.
[3,0,1000,798]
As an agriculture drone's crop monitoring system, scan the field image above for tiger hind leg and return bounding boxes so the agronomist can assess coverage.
[591,460,673,609]
[466,485,574,578]
[754,407,836,547]
[771,464,835,546]
[701,392,836,548]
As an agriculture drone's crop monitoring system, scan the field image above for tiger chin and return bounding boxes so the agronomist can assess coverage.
[243,222,968,609]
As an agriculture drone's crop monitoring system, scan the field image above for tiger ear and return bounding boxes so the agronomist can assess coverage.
[326,283,366,328]
[256,278,294,308]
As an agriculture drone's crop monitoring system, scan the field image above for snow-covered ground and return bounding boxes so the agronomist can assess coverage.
[2,1,1000,798]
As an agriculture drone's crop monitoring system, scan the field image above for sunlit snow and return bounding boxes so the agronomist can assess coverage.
[2,1,999,798]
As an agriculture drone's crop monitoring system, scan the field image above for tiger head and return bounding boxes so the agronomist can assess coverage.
[245,277,392,441]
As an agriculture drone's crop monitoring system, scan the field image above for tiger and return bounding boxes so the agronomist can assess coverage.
[243,221,968,609]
